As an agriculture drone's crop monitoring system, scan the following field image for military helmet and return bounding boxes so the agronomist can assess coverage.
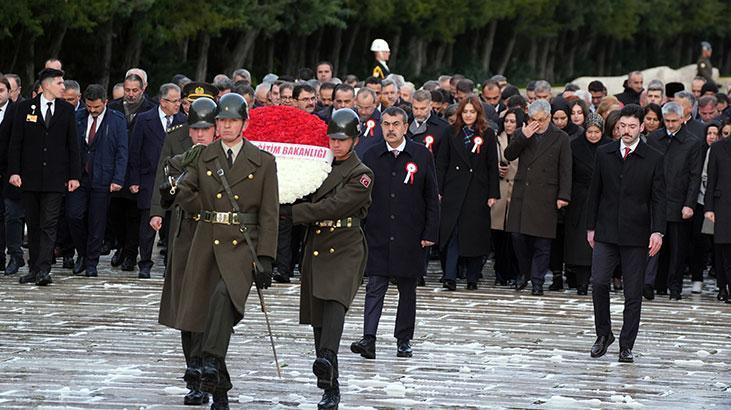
[188,97,218,129]
[216,93,248,121]
[370,39,390,52]
[327,109,360,140]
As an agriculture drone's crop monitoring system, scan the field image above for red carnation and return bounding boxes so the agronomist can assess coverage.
[244,106,329,147]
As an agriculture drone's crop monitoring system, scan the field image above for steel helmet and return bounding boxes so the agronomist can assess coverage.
[187,97,218,129]
[216,93,248,120]
[370,39,390,52]
[327,109,360,140]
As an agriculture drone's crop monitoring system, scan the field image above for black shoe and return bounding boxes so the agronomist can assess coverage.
[111,250,123,267]
[417,277,425,287]
[350,336,376,359]
[273,273,291,283]
[183,390,209,405]
[211,391,229,410]
[62,255,74,269]
[506,279,516,287]
[35,271,52,286]
[100,242,112,256]
[531,285,543,296]
[184,358,202,390]
[120,257,136,271]
[313,349,336,389]
[466,282,478,290]
[618,348,634,363]
[199,356,220,394]
[656,288,668,296]
[397,340,412,358]
[548,275,563,291]
[73,256,86,275]
[643,284,655,300]
[515,275,529,291]
[317,386,340,409]
[442,279,456,291]
[86,267,98,277]
[669,291,682,301]
[138,268,151,279]
[6,257,25,275]
[590,333,615,358]
[19,271,37,284]
[717,288,728,301]
[577,284,588,296]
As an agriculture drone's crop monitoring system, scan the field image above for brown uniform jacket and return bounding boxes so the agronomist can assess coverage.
[177,140,279,327]
[293,154,373,326]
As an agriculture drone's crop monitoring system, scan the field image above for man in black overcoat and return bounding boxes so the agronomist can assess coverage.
[406,89,450,159]
[587,104,666,363]
[351,107,439,360]
[8,68,81,285]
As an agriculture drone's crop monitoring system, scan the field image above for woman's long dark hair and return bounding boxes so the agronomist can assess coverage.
[453,95,489,136]
[498,107,526,136]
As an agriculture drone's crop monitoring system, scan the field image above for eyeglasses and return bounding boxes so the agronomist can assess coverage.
[162,97,181,105]
[280,96,293,100]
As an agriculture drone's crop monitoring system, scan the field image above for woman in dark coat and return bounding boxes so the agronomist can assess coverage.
[704,130,731,303]
[436,95,500,290]
[564,113,610,295]
[547,98,584,290]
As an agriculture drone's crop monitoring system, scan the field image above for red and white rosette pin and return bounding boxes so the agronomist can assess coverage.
[472,136,483,154]
[404,162,418,185]
[424,135,434,152]
[366,119,376,136]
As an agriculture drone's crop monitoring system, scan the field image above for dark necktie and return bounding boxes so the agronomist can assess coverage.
[45,102,53,127]
[227,148,234,168]
[392,150,399,158]
[88,116,98,145]
[623,147,631,160]
[165,115,172,130]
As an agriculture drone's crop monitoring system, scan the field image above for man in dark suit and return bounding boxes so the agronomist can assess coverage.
[643,102,703,300]
[672,91,705,141]
[504,99,572,295]
[128,83,185,278]
[614,71,643,106]
[66,84,128,277]
[351,107,439,360]
[587,104,666,363]
[107,73,158,270]
[354,88,384,158]
[8,68,81,285]
[406,89,450,158]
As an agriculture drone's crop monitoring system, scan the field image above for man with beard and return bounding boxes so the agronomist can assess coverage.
[587,104,665,363]
[406,89,450,158]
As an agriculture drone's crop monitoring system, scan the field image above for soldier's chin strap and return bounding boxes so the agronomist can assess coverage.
[214,158,282,379]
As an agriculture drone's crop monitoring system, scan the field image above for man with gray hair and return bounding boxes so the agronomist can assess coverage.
[533,80,552,101]
[407,89,449,158]
[63,80,83,111]
[253,82,271,108]
[698,95,720,124]
[128,83,186,279]
[231,68,251,84]
[615,71,643,106]
[674,91,705,139]
[644,101,703,301]
[504,99,572,296]
[645,80,664,106]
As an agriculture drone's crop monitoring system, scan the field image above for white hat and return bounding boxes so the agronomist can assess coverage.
[370,39,390,52]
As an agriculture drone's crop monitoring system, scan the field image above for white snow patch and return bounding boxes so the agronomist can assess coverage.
[459,366,471,373]
[384,382,406,397]
[238,395,255,403]
[696,350,711,357]
[542,395,603,407]
[609,394,644,407]
[163,386,189,395]
[673,359,705,366]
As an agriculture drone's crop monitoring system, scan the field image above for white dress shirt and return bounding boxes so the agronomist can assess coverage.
[387,138,407,156]
[619,138,640,157]
[40,94,56,120]
[86,108,106,144]
[158,106,173,131]
[0,101,8,124]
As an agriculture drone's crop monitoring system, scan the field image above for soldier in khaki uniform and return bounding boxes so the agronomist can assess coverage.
[284,108,373,409]
[176,93,279,410]
[153,82,218,268]
[697,41,713,82]
[150,97,218,406]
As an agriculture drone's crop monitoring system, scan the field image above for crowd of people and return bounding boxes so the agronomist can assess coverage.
[1,39,731,409]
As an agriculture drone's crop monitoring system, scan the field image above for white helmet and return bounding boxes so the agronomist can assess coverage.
[370,39,390,52]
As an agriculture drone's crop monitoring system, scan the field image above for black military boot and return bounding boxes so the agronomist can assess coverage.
[183,389,209,405]
[183,357,203,390]
[318,386,340,409]
[211,390,229,410]
[199,356,220,394]
[18,270,37,284]
[548,273,563,291]
[313,349,336,389]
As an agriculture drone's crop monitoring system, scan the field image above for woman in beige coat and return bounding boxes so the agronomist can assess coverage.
[491,108,523,285]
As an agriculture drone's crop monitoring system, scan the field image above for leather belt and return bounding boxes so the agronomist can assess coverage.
[314,217,360,228]
[199,211,258,225]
